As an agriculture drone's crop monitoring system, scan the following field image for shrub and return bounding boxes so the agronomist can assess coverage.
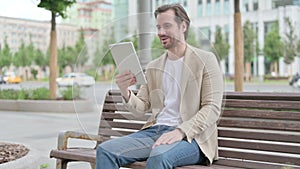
[30,87,50,100]
[0,87,83,100]
[0,89,29,100]
[59,86,82,100]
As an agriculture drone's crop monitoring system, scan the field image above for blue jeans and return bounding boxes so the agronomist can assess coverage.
[96,125,205,169]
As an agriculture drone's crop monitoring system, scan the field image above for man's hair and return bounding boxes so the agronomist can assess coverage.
[154,3,190,40]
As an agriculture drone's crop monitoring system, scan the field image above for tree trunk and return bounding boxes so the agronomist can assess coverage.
[274,61,278,76]
[234,0,244,91]
[245,62,251,82]
[49,11,57,99]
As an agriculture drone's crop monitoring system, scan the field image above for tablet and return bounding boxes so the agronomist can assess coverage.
[109,42,147,85]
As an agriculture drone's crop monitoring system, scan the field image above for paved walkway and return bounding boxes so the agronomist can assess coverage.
[0,110,101,169]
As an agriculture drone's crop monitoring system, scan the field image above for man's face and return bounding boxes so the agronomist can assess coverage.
[156,9,186,49]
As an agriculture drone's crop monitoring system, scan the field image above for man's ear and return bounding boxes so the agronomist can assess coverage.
[181,22,187,33]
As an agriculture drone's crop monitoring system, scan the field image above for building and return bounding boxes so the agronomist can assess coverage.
[63,0,113,65]
[0,16,78,54]
[113,0,300,77]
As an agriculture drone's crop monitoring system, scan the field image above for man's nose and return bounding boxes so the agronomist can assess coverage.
[158,28,166,36]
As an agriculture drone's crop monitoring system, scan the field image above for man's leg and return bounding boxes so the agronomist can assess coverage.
[96,125,174,169]
[146,139,205,169]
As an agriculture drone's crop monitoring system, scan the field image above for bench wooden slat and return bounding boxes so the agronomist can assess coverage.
[50,148,96,163]
[224,92,300,101]
[218,117,300,131]
[222,109,300,120]
[98,128,135,137]
[224,99,300,110]
[102,103,128,111]
[218,128,300,143]
[219,149,300,165]
[219,138,300,154]
[101,112,150,121]
[104,95,123,103]
[214,158,298,169]
[100,120,144,130]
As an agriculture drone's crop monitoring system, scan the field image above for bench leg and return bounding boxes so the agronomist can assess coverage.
[56,159,68,169]
[90,163,96,169]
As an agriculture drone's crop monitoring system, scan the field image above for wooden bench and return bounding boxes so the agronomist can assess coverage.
[50,90,300,169]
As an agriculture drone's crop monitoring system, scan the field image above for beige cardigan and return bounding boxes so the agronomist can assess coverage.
[124,44,224,165]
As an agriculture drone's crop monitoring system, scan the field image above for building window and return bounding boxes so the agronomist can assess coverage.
[264,21,276,38]
[206,0,212,16]
[253,0,259,11]
[243,0,249,12]
[198,0,203,17]
[224,0,230,14]
[215,0,221,15]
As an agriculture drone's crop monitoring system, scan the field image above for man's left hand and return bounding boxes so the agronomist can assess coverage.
[152,128,185,148]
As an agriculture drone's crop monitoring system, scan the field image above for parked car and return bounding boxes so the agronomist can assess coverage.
[56,72,95,87]
[3,72,22,84]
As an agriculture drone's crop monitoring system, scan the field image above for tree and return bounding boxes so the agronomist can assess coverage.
[297,39,300,56]
[93,35,115,67]
[13,40,33,67]
[151,36,164,59]
[243,21,257,81]
[58,45,76,73]
[38,0,76,99]
[234,0,244,91]
[34,49,47,69]
[187,28,201,48]
[74,29,89,70]
[212,26,230,62]
[0,37,12,74]
[283,17,298,66]
[263,21,284,76]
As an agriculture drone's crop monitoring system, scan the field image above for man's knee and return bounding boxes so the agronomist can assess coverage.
[146,153,172,168]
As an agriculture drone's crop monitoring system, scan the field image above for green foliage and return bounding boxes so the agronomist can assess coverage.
[34,49,47,68]
[58,45,76,72]
[243,21,258,62]
[187,28,201,48]
[212,26,230,61]
[30,87,50,100]
[283,17,298,64]
[59,86,82,100]
[75,29,89,67]
[13,40,34,67]
[0,89,29,100]
[151,36,165,59]
[31,69,38,80]
[40,163,50,169]
[93,32,116,67]
[0,87,82,100]
[263,21,284,63]
[298,39,300,55]
[0,37,12,70]
[38,0,76,19]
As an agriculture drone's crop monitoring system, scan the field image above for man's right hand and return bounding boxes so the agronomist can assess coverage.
[115,70,136,101]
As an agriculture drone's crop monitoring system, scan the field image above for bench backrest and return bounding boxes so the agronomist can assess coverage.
[98,90,300,169]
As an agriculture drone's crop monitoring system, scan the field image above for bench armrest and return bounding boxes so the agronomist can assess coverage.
[57,130,103,150]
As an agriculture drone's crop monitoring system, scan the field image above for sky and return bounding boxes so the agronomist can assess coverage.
[0,0,52,21]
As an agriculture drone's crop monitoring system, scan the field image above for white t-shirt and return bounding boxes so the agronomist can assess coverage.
[156,57,184,126]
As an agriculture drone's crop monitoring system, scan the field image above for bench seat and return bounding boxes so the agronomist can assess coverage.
[50,90,300,169]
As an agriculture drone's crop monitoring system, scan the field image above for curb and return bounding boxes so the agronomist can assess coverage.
[0,99,96,113]
[0,143,42,169]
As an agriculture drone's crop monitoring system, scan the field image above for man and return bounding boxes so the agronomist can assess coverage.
[96,3,223,169]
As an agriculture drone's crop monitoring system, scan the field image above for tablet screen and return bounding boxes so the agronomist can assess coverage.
[109,42,147,85]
